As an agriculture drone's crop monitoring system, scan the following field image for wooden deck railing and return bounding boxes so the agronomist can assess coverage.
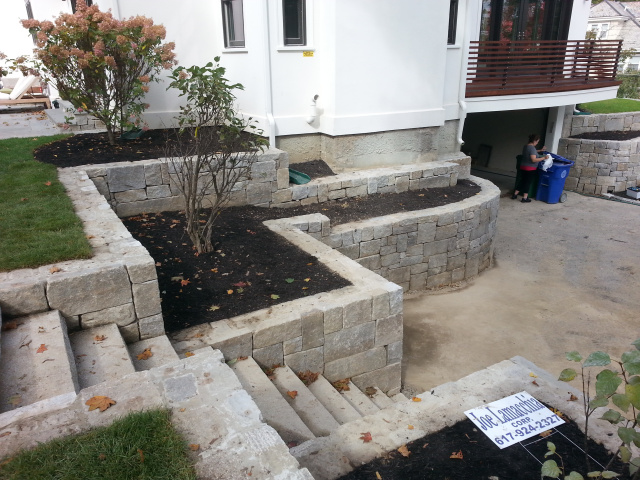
[466,39,622,98]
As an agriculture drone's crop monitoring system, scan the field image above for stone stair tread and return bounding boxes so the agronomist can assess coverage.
[230,356,315,444]
[369,388,395,409]
[128,335,179,371]
[69,323,135,389]
[391,393,409,404]
[272,366,341,437]
[0,311,79,413]
[307,375,361,425]
[341,381,380,416]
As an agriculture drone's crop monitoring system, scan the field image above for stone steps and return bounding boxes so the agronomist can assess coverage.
[230,356,316,445]
[0,311,79,413]
[307,375,361,425]
[69,323,135,388]
[127,335,179,371]
[271,366,340,437]
[340,381,380,416]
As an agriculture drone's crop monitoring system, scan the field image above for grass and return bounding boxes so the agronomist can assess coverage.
[0,409,197,480]
[578,98,640,114]
[0,135,92,271]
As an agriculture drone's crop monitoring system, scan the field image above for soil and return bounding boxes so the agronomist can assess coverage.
[340,416,630,480]
[32,127,257,168]
[570,130,640,141]
[123,180,480,332]
[290,159,337,179]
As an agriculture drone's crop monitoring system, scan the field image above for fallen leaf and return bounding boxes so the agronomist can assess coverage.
[210,268,218,273]
[185,352,195,357]
[94,335,107,342]
[569,393,578,401]
[270,294,280,299]
[529,372,538,378]
[532,380,539,386]
[227,289,234,295]
[193,333,204,338]
[304,278,310,282]
[398,445,411,457]
[450,450,463,459]
[540,430,552,437]
[7,395,21,407]
[0,432,11,438]
[44,181,52,186]
[2,321,18,331]
[155,262,162,267]
[232,281,247,287]
[86,235,95,239]
[376,473,382,480]
[418,193,425,197]
[285,278,295,283]
[360,432,372,443]
[332,378,351,392]
[189,444,200,451]
[138,448,144,463]
[170,276,184,282]
[302,287,308,290]
[137,348,153,360]
[287,390,298,399]
[237,288,244,293]
[36,344,47,353]
[307,263,313,266]
[408,425,414,430]
[85,395,116,412]
[365,387,377,397]
[98,454,107,461]
[208,305,220,312]
[297,370,320,386]
[412,397,422,402]
[49,266,61,274]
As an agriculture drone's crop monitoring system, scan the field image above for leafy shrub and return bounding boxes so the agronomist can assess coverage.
[616,74,640,99]
[21,0,176,144]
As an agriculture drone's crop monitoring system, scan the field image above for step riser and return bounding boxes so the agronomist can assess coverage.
[307,376,361,425]
[0,311,79,413]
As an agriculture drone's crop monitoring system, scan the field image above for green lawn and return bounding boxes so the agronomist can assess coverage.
[578,98,640,114]
[0,135,92,271]
[0,410,196,480]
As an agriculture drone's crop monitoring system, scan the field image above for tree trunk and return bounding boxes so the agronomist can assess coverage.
[106,126,116,146]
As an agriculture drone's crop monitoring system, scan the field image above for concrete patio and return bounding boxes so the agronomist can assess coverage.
[403,189,640,393]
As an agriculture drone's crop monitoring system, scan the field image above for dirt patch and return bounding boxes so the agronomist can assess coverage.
[122,180,480,332]
[570,130,640,141]
[290,159,337,179]
[339,417,629,480]
[32,127,258,168]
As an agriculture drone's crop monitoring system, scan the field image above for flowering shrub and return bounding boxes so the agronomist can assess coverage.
[22,0,176,144]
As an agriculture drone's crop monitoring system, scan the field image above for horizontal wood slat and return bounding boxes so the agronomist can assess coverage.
[466,39,622,98]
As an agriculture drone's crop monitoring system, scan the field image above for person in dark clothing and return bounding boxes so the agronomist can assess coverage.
[512,133,547,203]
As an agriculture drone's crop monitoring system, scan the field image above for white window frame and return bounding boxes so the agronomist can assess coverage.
[589,23,609,40]
[276,0,314,51]
[221,0,246,49]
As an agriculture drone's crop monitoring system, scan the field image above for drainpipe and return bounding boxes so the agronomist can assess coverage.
[456,0,474,148]
[112,0,121,19]
[306,94,319,124]
[263,1,276,148]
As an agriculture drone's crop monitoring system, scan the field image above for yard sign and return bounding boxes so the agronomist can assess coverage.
[464,391,565,449]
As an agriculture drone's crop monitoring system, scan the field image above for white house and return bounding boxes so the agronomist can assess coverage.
[1,0,622,174]
[589,1,640,72]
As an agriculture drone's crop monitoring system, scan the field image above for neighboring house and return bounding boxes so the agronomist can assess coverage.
[589,1,640,72]
[1,1,622,173]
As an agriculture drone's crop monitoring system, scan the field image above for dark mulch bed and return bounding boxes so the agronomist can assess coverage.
[123,180,480,332]
[570,130,640,141]
[32,127,258,168]
[340,416,630,480]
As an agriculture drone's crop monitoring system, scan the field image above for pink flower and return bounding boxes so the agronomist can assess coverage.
[77,107,84,113]
[138,75,150,83]
[141,85,149,93]
[142,125,149,131]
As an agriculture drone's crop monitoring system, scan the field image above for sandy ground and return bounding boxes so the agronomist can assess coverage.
[403,190,640,392]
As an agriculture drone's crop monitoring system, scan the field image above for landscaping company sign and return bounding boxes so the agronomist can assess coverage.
[464,391,565,449]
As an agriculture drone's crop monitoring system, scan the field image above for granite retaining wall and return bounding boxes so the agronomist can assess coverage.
[569,111,640,137]
[557,137,640,194]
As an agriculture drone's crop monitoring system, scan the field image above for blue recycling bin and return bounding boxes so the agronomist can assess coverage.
[536,153,574,204]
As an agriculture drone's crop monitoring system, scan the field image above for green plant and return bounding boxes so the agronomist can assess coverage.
[542,340,640,480]
[164,60,268,254]
[616,74,640,99]
[20,0,176,145]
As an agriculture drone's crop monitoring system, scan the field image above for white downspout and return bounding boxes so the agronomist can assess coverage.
[112,0,121,19]
[263,1,276,148]
[456,0,474,147]
[306,94,319,124]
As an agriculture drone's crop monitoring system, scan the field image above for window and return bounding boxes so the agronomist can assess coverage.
[70,0,93,13]
[448,0,459,44]
[222,0,245,48]
[283,0,305,46]
[589,23,609,40]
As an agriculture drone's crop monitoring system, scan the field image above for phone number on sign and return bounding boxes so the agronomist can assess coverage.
[494,414,562,446]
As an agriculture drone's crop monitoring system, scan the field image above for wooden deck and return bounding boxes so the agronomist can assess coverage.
[466,39,622,98]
